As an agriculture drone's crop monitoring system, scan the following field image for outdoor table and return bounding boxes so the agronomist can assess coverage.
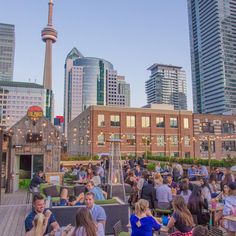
[223,215,236,222]
[73,180,88,185]
[222,215,236,235]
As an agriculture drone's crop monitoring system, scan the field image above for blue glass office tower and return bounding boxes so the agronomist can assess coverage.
[63,48,130,136]
[63,48,113,136]
[73,57,113,109]
[188,0,236,114]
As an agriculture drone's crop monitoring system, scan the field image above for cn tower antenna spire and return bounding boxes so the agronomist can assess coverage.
[41,0,58,121]
[48,0,54,26]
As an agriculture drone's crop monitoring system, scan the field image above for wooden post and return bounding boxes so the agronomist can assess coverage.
[5,135,13,193]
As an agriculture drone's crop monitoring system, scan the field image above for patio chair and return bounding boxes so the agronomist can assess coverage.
[208,227,223,236]
[74,185,86,196]
[113,220,130,236]
[26,186,39,204]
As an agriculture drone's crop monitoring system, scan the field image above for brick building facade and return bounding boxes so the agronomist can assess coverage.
[68,105,194,158]
[68,105,236,160]
[193,114,236,159]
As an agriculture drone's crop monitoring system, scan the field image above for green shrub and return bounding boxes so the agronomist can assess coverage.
[145,156,235,167]
[63,171,77,180]
[146,162,156,171]
[95,198,118,205]
[66,155,101,161]
[19,179,31,189]
[64,154,236,168]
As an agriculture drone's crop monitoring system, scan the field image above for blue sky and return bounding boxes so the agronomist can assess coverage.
[0,0,192,115]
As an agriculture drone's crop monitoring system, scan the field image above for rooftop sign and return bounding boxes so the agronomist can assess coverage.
[27,106,43,121]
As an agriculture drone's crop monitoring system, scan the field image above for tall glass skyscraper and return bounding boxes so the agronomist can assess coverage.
[146,64,187,110]
[188,0,236,114]
[0,23,15,81]
[64,47,130,136]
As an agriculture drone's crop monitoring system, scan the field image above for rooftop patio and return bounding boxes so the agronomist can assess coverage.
[0,190,31,236]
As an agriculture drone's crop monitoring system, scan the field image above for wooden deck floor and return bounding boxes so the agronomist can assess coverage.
[0,189,31,236]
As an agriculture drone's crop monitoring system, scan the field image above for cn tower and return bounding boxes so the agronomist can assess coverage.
[41,0,57,121]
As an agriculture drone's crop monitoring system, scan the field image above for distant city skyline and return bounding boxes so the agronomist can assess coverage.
[0,0,192,115]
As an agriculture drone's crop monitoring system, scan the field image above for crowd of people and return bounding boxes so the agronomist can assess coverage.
[123,159,236,236]
[25,192,106,236]
[25,158,236,236]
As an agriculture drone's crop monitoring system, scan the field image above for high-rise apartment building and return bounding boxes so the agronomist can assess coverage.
[0,23,15,81]
[188,0,236,114]
[146,64,187,110]
[0,81,45,128]
[107,74,130,107]
[64,47,130,136]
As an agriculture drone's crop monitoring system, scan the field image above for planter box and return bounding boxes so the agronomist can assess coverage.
[50,200,129,235]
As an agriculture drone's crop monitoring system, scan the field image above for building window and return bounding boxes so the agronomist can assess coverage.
[156,152,165,157]
[184,136,190,146]
[98,114,105,127]
[170,135,178,146]
[201,122,214,133]
[170,118,178,128]
[172,152,179,157]
[110,115,120,127]
[156,117,165,128]
[222,141,236,151]
[142,136,151,145]
[200,141,215,152]
[222,123,234,134]
[110,133,120,140]
[126,134,136,145]
[126,116,135,128]
[157,135,165,147]
[142,116,150,128]
[185,152,190,158]
[97,133,105,146]
[184,118,189,129]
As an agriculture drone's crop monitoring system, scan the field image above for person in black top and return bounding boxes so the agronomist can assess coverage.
[137,157,144,168]
[25,194,59,235]
[167,195,194,234]
[29,171,47,189]
[188,185,209,225]
[140,177,156,209]
[129,158,135,169]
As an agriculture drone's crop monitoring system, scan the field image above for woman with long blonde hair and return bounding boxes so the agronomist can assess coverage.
[154,173,163,187]
[25,213,48,236]
[167,195,194,236]
[130,199,161,236]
